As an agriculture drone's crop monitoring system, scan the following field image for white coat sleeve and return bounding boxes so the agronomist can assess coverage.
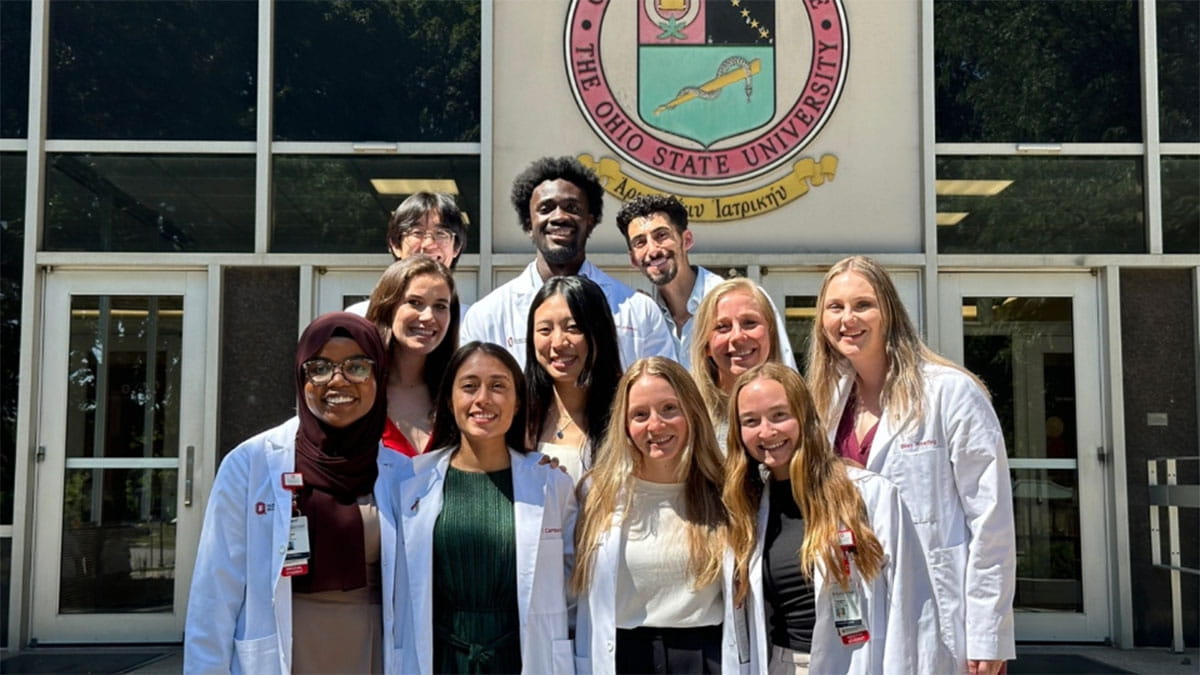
[459,301,488,345]
[184,450,252,675]
[945,378,1016,661]
[636,296,679,362]
[875,481,955,674]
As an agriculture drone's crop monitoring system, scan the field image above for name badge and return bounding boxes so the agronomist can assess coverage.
[282,515,310,577]
[832,527,870,646]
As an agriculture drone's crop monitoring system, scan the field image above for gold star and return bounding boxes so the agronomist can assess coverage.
[741,9,749,18]
[731,0,741,6]
[759,27,769,39]
[750,19,759,28]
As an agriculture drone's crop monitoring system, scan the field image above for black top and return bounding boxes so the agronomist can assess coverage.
[763,479,816,651]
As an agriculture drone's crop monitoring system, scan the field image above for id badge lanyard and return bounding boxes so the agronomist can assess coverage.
[830,528,870,646]
[281,472,310,577]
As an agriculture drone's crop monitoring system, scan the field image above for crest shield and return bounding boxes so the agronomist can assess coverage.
[637,0,776,148]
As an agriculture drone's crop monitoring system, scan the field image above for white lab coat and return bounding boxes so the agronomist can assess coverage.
[184,417,417,675]
[398,447,578,675]
[727,468,953,675]
[573,495,744,675]
[460,260,678,369]
[828,363,1016,666]
[663,265,797,371]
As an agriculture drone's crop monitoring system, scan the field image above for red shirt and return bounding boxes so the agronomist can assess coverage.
[834,392,878,468]
[382,417,434,457]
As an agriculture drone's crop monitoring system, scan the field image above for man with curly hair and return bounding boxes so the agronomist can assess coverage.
[461,156,676,369]
[616,194,795,369]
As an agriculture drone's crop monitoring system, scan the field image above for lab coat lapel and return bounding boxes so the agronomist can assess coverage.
[400,449,451,674]
[511,450,545,629]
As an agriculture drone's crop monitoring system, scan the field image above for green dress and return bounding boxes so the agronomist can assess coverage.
[432,466,521,674]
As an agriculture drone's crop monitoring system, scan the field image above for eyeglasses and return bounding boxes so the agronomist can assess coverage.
[402,228,455,244]
[301,357,375,385]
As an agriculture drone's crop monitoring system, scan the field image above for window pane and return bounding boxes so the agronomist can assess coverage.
[45,154,255,252]
[271,155,480,253]
[937,156,1144,253]
[0,0,30,138]
[0,537,10,647]
[1158,1,1200,142]
[1162,157,1199,254]
[935,0,1140,143]
[274,1,481,142]
[48,1,256,140]
[0,153,24,524]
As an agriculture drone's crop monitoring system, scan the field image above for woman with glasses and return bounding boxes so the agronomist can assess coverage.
[366,257,460,457]
[524,275,623,483]
[186,312,416,674]
[399,342,576,674]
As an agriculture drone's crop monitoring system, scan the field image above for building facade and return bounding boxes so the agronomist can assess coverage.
[1,0,1196,651]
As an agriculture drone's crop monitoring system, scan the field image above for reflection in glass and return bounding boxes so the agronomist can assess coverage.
[0,538,10,646]
[1162,157,1199,254]
[1010,468,1083,612]
[66,296,183,459]
[962,296,1075,459]
[44,154,255,252]
[937,156,1143,254]
[1157,1,1200,142]
[934,0,1140,143]
[1,0,31,138]
[47,1,256,140]
[272,155,481,253]
[962,296,1082,613]
[782,295,818,375]
[1,154,24,524]
[274,1,481,142]
[59,468,176,613]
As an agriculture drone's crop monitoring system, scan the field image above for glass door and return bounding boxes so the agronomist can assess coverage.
[938,272,1108,642]
[31,271,208,643]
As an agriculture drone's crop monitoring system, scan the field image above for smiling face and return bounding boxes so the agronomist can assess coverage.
[706,290,772,391]
[451,352,519,446]
[303,337,377,428]
[390,273,452,356]
[820,271,885,367]
[532,293,589,384]
[528,179,595,268]
[626,212,693,286]
[392,212,462,265]
[626,374,689,482]
[736,377,800,480]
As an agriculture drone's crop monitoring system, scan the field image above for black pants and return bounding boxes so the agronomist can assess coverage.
[615,624,722,674]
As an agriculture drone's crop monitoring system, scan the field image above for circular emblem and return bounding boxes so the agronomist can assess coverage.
[566,0,848,186]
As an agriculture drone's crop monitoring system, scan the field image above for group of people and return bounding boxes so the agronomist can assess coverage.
[184,157,1016,675]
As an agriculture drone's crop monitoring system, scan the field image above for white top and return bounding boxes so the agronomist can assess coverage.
[662,265,796,370]
[460,260,678,369]
[615,478,722,629]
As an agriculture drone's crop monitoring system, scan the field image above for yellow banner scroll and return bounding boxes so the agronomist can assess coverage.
[578,154,838,223]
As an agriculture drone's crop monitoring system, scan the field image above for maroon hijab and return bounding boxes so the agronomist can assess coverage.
[292,312,389,593]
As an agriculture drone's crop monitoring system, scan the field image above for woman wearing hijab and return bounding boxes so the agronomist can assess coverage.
[185,312,416,675]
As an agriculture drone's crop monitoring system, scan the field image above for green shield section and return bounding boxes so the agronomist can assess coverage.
[638,45,775,148]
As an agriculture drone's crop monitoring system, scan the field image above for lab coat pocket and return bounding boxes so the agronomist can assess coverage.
[552,638,575,674]
[927,545,966,662]
[890,447,942,524]
[234,633,279,675]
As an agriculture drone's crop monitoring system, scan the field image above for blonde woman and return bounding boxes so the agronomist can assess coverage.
[724,363,950,674]
[572,357,735,674]
[808,256,1015,674]
[691,278,785,430]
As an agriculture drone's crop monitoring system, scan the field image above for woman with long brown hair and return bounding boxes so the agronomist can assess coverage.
[724,362,949,673]
[808,256,1014,674]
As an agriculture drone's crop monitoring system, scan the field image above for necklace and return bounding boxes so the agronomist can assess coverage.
[555,413,575,439]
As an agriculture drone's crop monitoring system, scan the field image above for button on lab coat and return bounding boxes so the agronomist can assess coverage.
[398,447,577,675]
[184,417,417,675]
